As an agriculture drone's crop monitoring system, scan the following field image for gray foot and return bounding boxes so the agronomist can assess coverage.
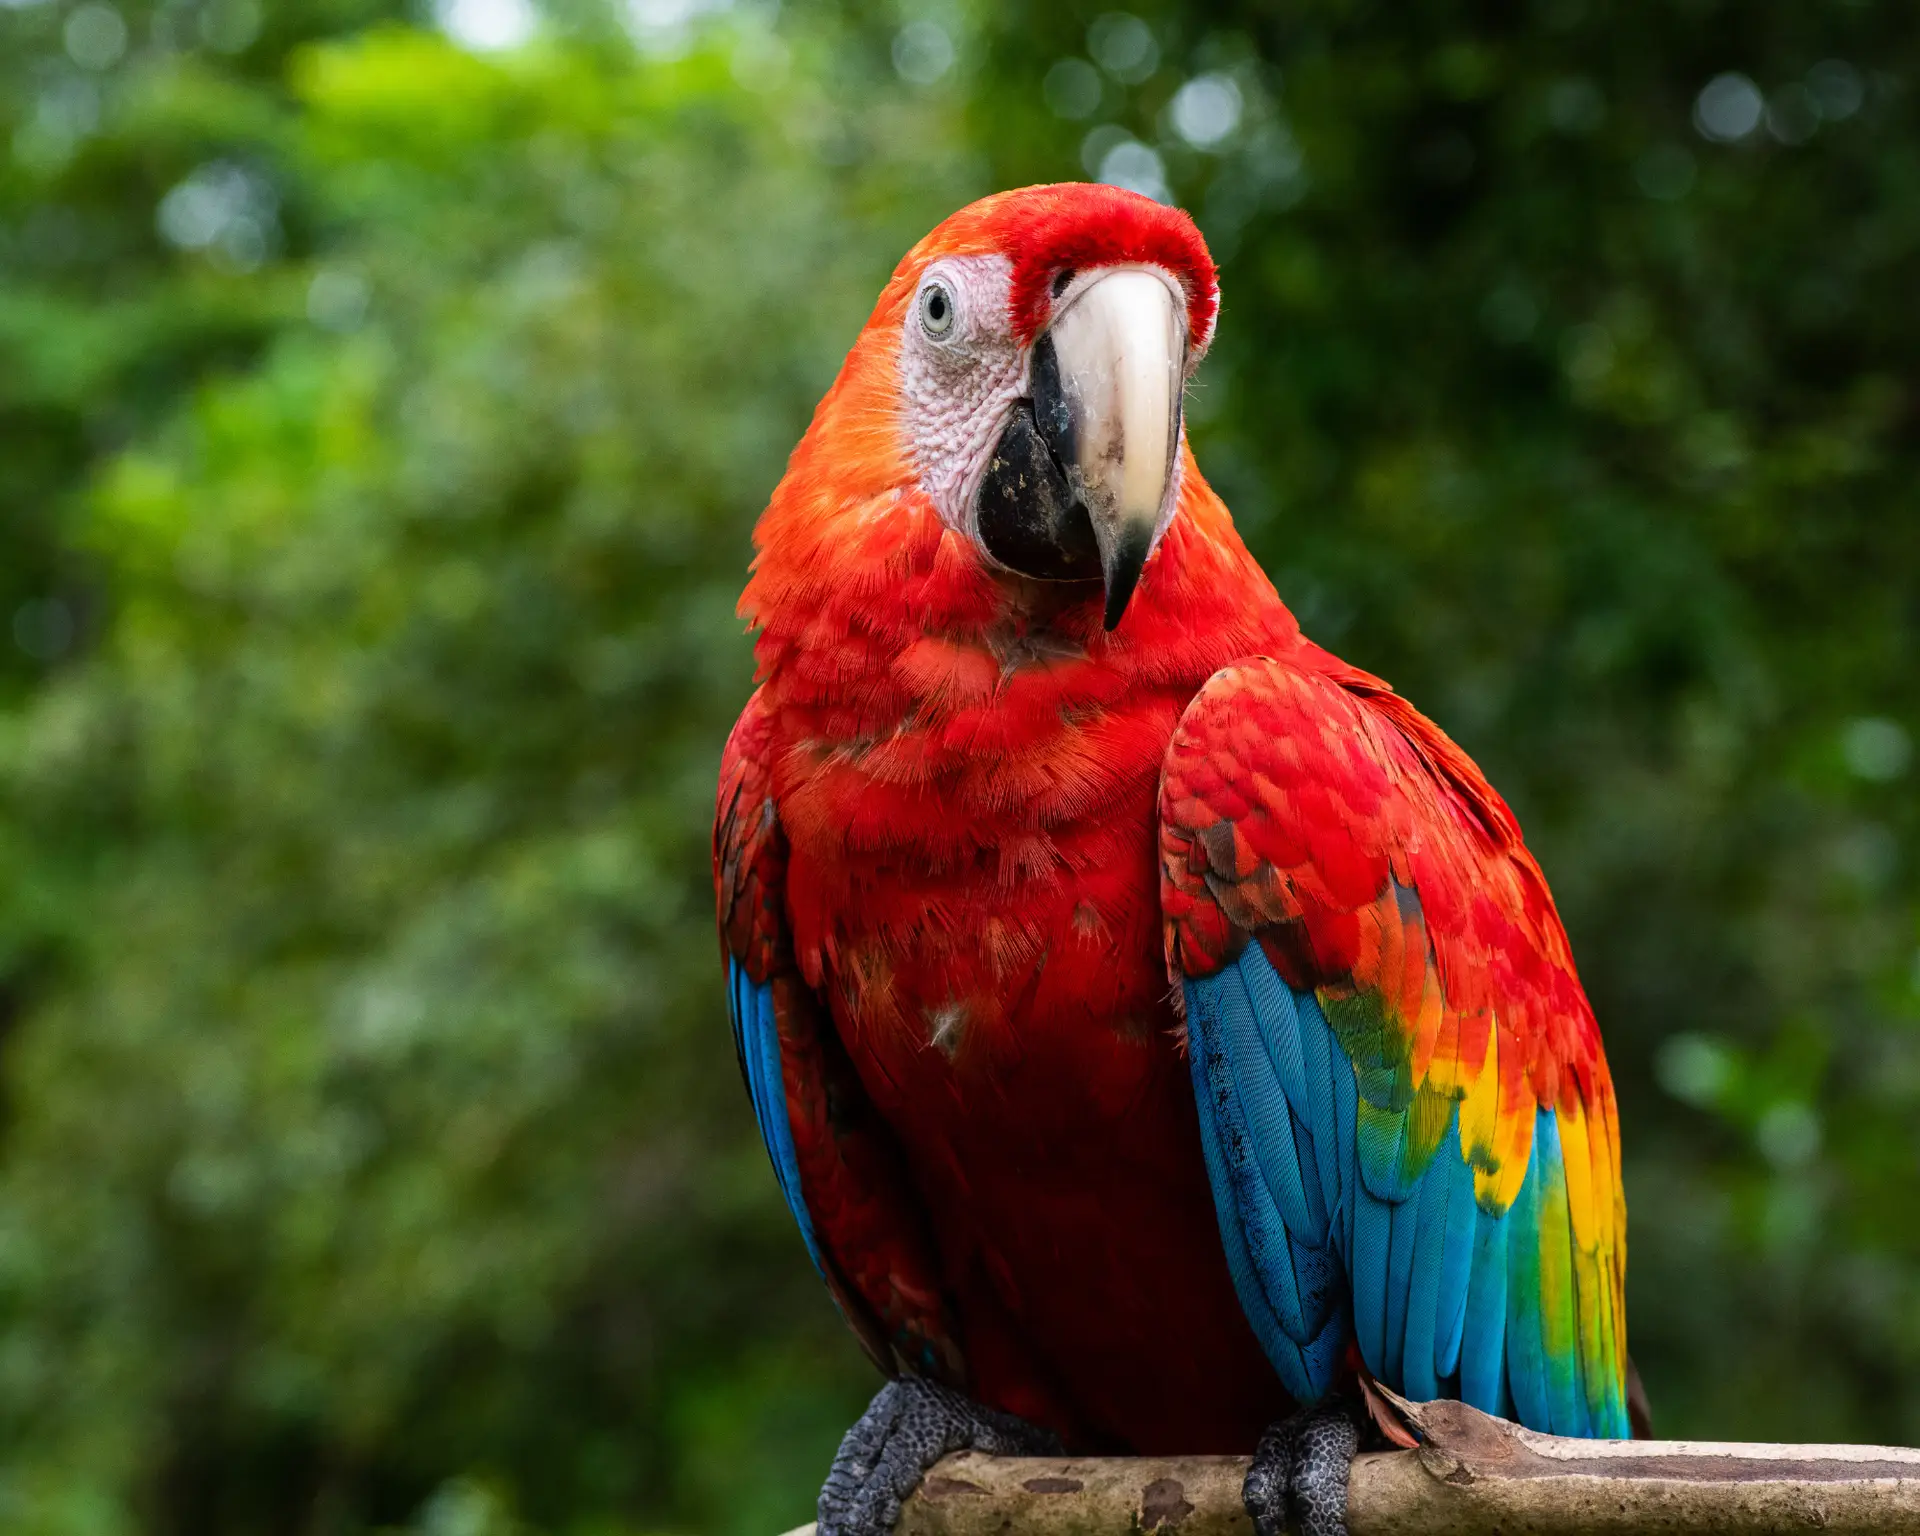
[1244,1397,1363,1536]
[817,1375,1062,1536]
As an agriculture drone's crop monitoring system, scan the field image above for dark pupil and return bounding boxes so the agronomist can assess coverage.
[927,291,948,323]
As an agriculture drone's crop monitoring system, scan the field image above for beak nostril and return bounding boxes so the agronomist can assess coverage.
[1051,269,1074,298]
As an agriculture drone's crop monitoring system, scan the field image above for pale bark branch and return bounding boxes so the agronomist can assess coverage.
[781,1398,1920,1535]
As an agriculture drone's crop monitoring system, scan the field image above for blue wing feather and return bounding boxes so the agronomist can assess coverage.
[1241,950,1332,1237]
[727,958,825,1278]
[1186,971,1323,1400]
[1207,972,1310,1338]
[1289,970,1345,1227]
[1218,972,1322,1268]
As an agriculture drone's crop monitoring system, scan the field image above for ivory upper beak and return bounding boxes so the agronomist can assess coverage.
[1045,269,1185,628]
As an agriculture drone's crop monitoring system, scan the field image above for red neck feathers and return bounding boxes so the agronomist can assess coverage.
[745,454,1291,735]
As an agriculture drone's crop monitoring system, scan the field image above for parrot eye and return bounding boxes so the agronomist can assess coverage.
[918,281,956,338]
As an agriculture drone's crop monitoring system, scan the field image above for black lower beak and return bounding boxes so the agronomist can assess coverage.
[973,397,1102,584]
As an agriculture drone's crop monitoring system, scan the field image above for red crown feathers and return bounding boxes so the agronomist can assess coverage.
[969,183,1220,355]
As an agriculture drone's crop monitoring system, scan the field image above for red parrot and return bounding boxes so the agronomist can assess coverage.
[714,184,1629,1536]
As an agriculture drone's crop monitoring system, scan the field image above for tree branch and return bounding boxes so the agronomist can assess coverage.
[783,1397,1920,1535]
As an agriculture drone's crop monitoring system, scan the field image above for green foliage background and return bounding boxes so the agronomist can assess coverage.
[0,0,1914,1531]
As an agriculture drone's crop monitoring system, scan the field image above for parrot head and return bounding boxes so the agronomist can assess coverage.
[754,183,1220,635]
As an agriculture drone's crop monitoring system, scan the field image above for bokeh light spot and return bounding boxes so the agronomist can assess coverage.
[11,598,74,662]
[1656,1033,1732,1108]
[1766,83,1820,145]
[1096,139,1169,203]
[1806,59,1863,121]
[1842,717,1911,782]
[1079,122,1131,177]
[63,3,127,70]
[436,0,536,52]
[892,21,954,86]
[155,160,279,270]
[1169,73,1243,149]
[1694,72,1764,143]
[1043,58,1102,120]
[625,0,733,59]
[1087,13,1158,85]
[308,269,371,332]
[1756,1103,1821,1171]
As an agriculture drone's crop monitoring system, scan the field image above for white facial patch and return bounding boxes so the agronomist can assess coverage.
[898,254,1026,535]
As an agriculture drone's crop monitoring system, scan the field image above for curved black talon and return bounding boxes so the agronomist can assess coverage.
[1244,1396,1363,1536]
[817,1375,1062,1536]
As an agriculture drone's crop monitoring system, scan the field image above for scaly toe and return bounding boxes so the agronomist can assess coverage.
[817,1377,1060,1536]
[1291,1404,1359,1536]
[1243,1397,1362,1536]
[1242,1415,1298,1536]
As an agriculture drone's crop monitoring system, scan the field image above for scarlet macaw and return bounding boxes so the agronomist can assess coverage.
[715,184,1629,1536]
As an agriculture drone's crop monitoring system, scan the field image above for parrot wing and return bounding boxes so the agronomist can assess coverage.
[715,692,962,1381]
[1158,651,1628,1437]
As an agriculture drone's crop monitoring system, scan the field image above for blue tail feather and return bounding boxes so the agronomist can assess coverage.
[1504,1141,1551,1430]
[1461,1202,1508,1415]
[1435,1143,1478,1381]
[1401,1112,1460,1401]
[1384,1185,1420,1386]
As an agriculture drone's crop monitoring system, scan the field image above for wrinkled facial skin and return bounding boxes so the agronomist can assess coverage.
[898,254,1027,542]
[895,249,1195,628]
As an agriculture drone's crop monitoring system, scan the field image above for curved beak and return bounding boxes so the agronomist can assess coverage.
[1038,270,1185,629]
[972,269,1186,631]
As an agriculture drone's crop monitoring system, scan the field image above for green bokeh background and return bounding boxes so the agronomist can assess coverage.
[0,0,1915,1531]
